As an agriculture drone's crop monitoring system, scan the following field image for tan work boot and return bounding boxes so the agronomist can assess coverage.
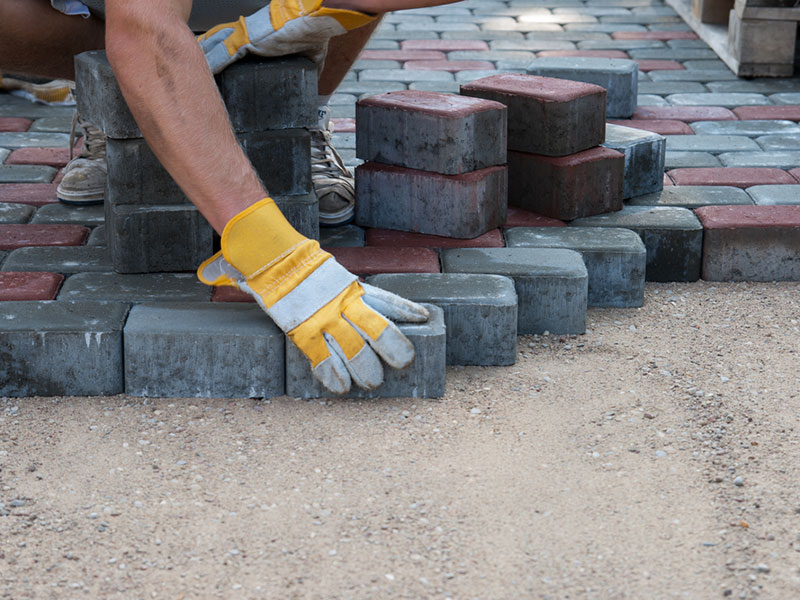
[312,105,356,227]
[57,115,106,205]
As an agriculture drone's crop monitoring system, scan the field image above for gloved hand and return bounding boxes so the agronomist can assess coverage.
[197,0,377,74]
[197,198,429,394]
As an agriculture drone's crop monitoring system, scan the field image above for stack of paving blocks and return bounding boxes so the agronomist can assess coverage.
[727,0,800,76]
[74,51,319,273]
[354,90,508,238]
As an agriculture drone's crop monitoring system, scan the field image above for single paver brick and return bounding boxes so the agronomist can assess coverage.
[733,106,800,122]
[756,134,800,152]
[361,49,447,60]
[0,300,128,396]
[664,134,760,153]
[356,91,506,174]
[696,206,800,281]
[603,123,665,199]
[30,202,106,226]
[667,168,797,188]
[212,287,254,303]
[628,186,754,209]
[0,183,57,206]
[0,203,35,224]
[612,30,697,40]
[5,148,71,168]
[124,303,285,398]
[0,165,58,184]
[635,59,684,71]
[632,106,737,121]
[319,224,365,248]
[326,246,440,276]
[403,60,495,71]
[526,57,639,118]
[86,225,105,246]
[746,185,800,206]
[355,162,507,238]
[508,147,624,220]
[718,152,800,170]
[0,224,89,250]
[0,117,32,132]
[58,273,211,303]
[0,271,64,301]
[607,119,694,135]
[536,50,630,59]
[368,273,518,365]
[273,193,320,242]
[401,39,490,51]
[0,132,70,149]
[504,207,567,228]
[570,205,703,282]
[365,228,505,248]
[664,151,721,169]
[460,73,606,156]
[505,227,646,307]
[1,246,113,274]
[441,247,587,334]
[691,120,800,137]
[286,303,446,399]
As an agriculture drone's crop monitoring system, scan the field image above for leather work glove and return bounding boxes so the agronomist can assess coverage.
[197,198,429,395]
[197,0,377,74]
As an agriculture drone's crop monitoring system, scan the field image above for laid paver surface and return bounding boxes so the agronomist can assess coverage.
[2,1,800,596]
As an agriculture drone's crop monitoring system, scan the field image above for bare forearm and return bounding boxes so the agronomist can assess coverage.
[105,2,264,233]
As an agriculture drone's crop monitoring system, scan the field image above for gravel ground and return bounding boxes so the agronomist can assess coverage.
[2,281,800,599]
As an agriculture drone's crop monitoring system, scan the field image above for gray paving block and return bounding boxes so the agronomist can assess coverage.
[286,303,446,399]
[0,148,8,164]
[603,123,665,199]
[638,82,708,95]
[505,227,645,307]
[28,116,74,133]
[664,135,760,153]
[273,193,320,242]
[576,39,666,51]
[691,120,800,136]
[367,273,518,365]
[648,70,738,82]
[87,225,106,246]
[0,202,35,224]
[682,59,728,71]
[0,165,57,183]
[0,301,128,397]
[771,93,800,105]
[637,95,669,106]
[0,95,76,120]
[440,247,587,334]
[2,246,113,273]
[0,251,6,268]
[455,69,527,83]
[215,56,317,132]
[706,80,800,94]
[629,48,718,59]
[755,135,800,152]
[664,151,721,168]
[628,186,753,209]
[360,69,455,82]
[570,205,703,282]
[319,224,366,248]
[0,132,70,148]
[525,57,638,117]
[59,272,211,302]
[665,93,771,107]
[718,152,800,169]
[29,202,106,226]
[76,51,317,138]
[240,129,313,197]
[355,91,506,174]
[336,81,407,95]
[355,162,507,239]
[408,81,462,94]
[124,303,284,398]
[105,203,214,274]
[747,185,800,206]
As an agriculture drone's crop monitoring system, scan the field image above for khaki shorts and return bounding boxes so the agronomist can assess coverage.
[51,0,269,31]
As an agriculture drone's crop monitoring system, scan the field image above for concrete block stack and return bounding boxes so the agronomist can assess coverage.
[74,52,319,273]
[461,73,624,221]
[354,90,508,239]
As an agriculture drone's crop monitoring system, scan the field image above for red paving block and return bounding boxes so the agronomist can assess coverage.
[360,49,446,61]
[0,183,58,206]
[325,247,441,276]
[790,168,800,183]
[668,168,796,188]
[664,173,674,186]
[365,228,505,248]
[401,39,489,51]
[635,60,684,72]
[608,119,694,135]
[211,286,254,302]
[5,147,71,168]
[331,118,355,133]
[403,60,495,72]
[0,117,32,132]
[504,207,566,228]
[732,105,800,121]
[695,206,800,281]
[0,224,90,250]
[536,50,628,59]
[0,272,64,301]
[633,106,737,122]
[612,31,698,40]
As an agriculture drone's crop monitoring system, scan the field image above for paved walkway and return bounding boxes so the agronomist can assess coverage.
[0,1,799,295]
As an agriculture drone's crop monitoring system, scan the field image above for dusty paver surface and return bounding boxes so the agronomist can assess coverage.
[3,281,800,599]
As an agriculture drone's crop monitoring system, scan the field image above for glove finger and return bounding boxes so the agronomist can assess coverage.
[198,28,232,50]
[310,344,351,395]
[324,322,384,391]
[343,300,416,370]
[361,283,430,323]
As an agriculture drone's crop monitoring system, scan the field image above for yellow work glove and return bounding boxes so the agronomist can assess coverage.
[198,199,429,394]
[197,0,376,74]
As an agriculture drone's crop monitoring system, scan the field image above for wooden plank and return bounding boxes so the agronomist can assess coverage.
[735,0,800,19]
